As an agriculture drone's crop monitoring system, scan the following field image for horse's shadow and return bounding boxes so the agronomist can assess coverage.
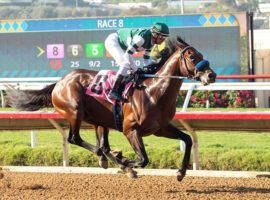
[183,187,270,194]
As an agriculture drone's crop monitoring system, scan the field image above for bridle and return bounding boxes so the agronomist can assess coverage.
[179,45,207,80]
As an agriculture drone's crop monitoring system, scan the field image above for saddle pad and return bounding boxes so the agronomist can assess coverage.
[85,70,133,104]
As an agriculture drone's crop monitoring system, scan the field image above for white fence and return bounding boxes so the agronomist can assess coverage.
[1,80,270,108]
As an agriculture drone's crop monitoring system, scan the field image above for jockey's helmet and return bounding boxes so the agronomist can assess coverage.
[151,22,170,38]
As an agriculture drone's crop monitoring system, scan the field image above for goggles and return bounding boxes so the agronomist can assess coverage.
[153,32,168,40]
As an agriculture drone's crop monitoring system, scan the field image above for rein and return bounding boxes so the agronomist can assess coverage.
[143,74,189,80]
[142,45,196,80]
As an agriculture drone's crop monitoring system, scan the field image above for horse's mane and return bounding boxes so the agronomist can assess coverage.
[150,36,189,71]
[165,36,189,56]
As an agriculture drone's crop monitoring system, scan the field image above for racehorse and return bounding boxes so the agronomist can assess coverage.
[7,36,216,181]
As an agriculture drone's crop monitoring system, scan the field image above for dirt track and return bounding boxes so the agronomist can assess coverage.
[0,170,270,200]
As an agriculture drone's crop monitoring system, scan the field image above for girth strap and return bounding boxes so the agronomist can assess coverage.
[113,102,123,132]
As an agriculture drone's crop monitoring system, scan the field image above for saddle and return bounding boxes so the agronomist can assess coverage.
[86,70,140,132]
[86,70,138,104]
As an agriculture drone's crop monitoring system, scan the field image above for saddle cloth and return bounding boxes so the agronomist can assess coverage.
[86,70,132,104]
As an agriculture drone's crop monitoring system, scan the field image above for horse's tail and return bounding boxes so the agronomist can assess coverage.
[6,83,56,111]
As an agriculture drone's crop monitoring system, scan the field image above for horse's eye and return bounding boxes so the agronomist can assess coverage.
[189,55,195,62]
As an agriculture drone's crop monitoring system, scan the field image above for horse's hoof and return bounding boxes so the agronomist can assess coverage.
[176,171,185,182]
[126,168,138,179]
[121,167,138,179]
[99,160,108,169]
[110,150,123,159]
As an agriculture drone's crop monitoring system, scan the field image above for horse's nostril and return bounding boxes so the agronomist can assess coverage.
[208,73,216,79]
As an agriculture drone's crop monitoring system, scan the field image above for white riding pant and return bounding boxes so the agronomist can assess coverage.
[105,33,138,76]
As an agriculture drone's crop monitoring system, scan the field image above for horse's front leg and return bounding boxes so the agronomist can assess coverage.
[94,126,110,169]
[154,123,192,182]
[124,126,149,168]
[94,126,130,169]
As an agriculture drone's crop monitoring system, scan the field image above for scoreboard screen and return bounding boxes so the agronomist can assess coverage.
[0,14,242,80]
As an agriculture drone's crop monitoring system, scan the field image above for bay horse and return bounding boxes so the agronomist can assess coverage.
[7,36,216,181]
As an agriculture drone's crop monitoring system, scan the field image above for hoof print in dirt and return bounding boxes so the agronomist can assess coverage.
[19,184,46,190]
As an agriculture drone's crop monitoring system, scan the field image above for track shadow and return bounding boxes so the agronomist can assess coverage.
[186,187,270,194]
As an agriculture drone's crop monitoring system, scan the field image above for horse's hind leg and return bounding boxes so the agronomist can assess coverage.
[68,118,101,156]
[53,80,104,165]
[94,126,110,169]
[68,121,125,169]
[64,108,126,168]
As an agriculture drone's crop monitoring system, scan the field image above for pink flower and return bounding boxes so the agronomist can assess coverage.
[190,96,197,103]
[236,97,242,103]
[200,99,206,104]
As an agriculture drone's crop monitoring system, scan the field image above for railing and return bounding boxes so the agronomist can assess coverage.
[1,75,270,111]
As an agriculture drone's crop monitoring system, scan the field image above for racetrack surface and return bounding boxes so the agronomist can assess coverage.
[0,169,269,200]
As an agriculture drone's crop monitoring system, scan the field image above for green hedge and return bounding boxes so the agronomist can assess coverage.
[0,146,269,171]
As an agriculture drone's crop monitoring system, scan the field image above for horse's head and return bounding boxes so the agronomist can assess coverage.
[174,37,216,85]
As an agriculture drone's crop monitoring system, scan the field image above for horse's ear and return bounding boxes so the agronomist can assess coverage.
[175,38,183,49]
[176,36,189,47]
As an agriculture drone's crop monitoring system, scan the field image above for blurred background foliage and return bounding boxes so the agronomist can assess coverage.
[0,0,261,20]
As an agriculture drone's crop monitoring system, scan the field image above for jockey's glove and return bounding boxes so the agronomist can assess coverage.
[143,58,158,68]
[133,68,146,80]
[135,68,145,75]
[143,59,152,67]
[142,65,159,74]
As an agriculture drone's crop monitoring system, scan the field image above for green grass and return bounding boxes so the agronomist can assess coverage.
[0,129,181,152]
[199,131,270,150]
[0,129,269,171]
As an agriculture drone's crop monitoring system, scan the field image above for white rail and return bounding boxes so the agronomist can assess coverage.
[1,82,270,108]
[181,82,270,91]
[1,81,270,91]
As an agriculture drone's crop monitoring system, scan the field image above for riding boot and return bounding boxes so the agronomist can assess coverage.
[108,74,124,101]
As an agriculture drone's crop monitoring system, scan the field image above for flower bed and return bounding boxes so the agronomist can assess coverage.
[177,90,256,108]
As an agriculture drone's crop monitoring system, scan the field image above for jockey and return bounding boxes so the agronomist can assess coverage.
[105,22,170,101]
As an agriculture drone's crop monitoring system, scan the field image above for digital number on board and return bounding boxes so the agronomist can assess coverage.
[42,42,143,69]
